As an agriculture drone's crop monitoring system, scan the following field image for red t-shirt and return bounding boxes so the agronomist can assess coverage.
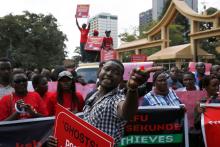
[80,28,90,43]
[0,92,48,120]
[45,92,84,116]
[103,37,113,49]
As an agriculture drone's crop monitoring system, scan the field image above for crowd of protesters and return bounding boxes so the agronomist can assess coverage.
[1,56,220,146]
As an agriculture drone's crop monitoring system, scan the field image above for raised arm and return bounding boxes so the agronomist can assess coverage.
[87,23,90,30]
[117,66,163,120]
[75,15,80,30]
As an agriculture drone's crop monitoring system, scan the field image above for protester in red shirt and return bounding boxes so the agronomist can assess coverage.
[102,30,113,51]
[32,74,55,101]
[76,15,90,62]
[45,71,84,116]
[0,72,48,121]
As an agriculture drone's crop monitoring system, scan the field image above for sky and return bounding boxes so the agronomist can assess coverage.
[0,0,219,58]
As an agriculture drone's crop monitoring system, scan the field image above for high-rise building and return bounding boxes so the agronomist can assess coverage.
[89,13,118,48]
[152,0,198,20]
[139,9,153,29]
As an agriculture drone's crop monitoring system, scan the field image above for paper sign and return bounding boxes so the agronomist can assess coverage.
[54,104,114,147]
[76,5,90,18]
[131,54,147,62]
[85,36,103,51]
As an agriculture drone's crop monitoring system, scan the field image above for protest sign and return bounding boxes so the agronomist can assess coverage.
[85,36,103,51]
[76,4,90,18]
[54,104,114,147]
[0,117,54,146]
[100,50,116,61]
[120,106,188,147]
[201,104,220,147]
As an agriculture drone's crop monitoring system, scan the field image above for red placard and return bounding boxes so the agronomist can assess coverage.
[85,36,103,51]
[188,62,212,75]
[131,54,147,62]
[100,50,116,61]
[76,4,90,18]
[54,104,114,147]
[201,104,220,147]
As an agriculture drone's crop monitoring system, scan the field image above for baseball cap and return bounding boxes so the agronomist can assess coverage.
[58,71,73,80]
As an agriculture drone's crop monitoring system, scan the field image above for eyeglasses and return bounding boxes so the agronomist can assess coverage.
[13,78,27,84]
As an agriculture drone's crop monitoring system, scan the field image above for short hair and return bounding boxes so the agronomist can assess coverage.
[196,62,205,68]
[104,59,124,75]
[183,71,195,81]
[153,70,168,83]
[32,74,44,89]
[202,75,219,88]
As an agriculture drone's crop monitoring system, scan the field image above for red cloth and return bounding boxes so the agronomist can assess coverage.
[0,92,48,120]
[80,28,89,43]
[103,37,113,49]
[45,92,84,116]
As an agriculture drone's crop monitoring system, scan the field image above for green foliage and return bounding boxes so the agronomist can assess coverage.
[0,11,67,69]
[206,7,218,15]
[118,32,137,42]
[169,24,185,46]
[139,21,158,39]
[141,47,160,56]
[198,7,219,63]
[121,51,135,62]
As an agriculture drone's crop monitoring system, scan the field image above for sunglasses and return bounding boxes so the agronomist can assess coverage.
[13,78,27,84]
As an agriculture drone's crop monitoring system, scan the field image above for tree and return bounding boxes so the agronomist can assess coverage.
[169,24,185,46]
[0,11,67,69]
[199,7,219,63]
[118,32,137,42]
[206,7,218,15]
[139,21,158,39]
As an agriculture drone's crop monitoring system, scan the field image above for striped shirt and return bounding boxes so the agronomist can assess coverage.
[142,89,181,106]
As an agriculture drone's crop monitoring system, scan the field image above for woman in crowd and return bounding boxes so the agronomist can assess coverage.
[0,72,48,121]
[176,71,200,91]
[142,70,181,106]
[45,71,84,115]
[194,75,220,147]
[32,74,55,101]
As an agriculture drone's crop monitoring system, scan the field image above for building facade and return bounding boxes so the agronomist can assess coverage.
[89,13,118,48]
[139,9,153,29]
[152,0,198,20]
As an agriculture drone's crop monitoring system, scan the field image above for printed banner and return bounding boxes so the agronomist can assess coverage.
[131,54,147,62]
[0,117,54,146]
[76,4,90,18]
[85,36,103,51]
[100,50,116,61]
[201,104,220,147]
[54,104,114,147]
[120,106,188,147]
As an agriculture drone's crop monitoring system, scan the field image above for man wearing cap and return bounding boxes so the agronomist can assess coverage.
[102,30,113,51]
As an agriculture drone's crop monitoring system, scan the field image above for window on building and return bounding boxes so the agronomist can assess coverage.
[99,15,107,19]
[110,16,117,20]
